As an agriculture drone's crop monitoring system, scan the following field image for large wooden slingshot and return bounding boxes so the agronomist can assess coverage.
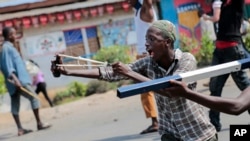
[117,58,250,98]
[51,54,108,77]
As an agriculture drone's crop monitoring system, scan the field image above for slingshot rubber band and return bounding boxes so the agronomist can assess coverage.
[58,54,107,65]
[56,64,107,67]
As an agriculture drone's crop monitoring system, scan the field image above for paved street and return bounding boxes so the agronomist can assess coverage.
[0,77,250,141]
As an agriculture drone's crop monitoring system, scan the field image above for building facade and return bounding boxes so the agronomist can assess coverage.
[0,0,136,88]
[2,0,250,88]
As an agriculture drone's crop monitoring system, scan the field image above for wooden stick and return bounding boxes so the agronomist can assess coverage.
[7,79,39,100]
[20,87,40,100]
[58,54,107,65]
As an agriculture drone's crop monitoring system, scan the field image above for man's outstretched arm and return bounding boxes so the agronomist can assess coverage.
[165,80,250,115]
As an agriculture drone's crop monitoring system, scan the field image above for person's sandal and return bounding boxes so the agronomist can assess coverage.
[37,123,52,130]
[18,129,33,136]
[140,125,158,134]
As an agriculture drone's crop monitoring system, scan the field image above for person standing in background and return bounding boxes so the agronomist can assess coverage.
[127,0,158,134]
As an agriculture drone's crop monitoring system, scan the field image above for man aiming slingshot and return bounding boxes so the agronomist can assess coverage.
[51,20,218,141]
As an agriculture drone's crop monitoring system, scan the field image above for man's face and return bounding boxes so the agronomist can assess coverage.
[126,0,138,7]
[145,27,169,62]
[8,28,16,43]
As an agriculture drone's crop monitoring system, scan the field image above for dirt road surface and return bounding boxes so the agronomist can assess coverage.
[1,78,250,141]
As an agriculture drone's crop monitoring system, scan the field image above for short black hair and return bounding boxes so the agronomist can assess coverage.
[2,27,13,39]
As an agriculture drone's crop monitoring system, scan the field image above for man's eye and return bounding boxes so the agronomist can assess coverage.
[146,36,156,43]
[149,37,155,42]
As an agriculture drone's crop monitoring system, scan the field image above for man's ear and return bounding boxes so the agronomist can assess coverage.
[165,39,172,46]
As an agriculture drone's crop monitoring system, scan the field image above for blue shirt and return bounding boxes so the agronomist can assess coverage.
[0,41,31,95]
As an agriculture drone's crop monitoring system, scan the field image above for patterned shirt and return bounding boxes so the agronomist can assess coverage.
[99,49,216,141]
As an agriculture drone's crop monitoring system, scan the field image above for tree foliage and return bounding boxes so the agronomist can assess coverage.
[93,45,134,64]
[0,73,7,95]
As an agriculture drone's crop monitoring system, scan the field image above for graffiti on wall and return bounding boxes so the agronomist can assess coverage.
[177,2,201,40]
[174,0,211,41]
[97,18,136,48]
[159,0,211,49]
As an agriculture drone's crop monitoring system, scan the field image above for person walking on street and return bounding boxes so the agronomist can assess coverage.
[207,0,250,132]
[32,68,54,107]
[0,27,51,136]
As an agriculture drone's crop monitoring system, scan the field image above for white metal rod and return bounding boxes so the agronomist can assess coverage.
[58,54,106,64]
[117,58,250,98]
[56,64,106,67]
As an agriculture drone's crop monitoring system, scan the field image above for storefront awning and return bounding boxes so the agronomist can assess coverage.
[0,0,124,21]
[0,0,45,8]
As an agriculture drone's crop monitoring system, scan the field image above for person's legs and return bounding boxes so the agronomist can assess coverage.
[230,43,250,91]
[37,82,53,107]
[32,108,46,129]
[22,85,51,130]
[231,70,250,91]
[11,93,22,130]
[12,114,22,129]
[12,114,33,136]
[209,73,229,131]
[11,91,33,136]
[209,44,250,131]
[140,91,158,134]
[230,43,250,114]
[209,48,229,131]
